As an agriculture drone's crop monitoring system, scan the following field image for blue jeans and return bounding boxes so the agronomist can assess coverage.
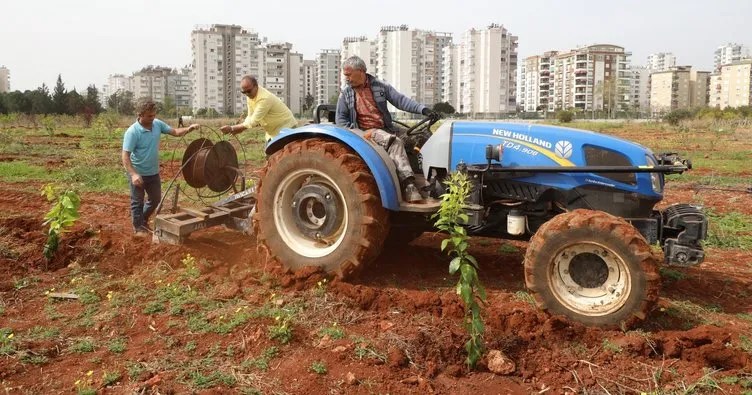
[128,173,161,231]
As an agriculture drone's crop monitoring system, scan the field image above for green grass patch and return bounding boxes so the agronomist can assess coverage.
[242,346,278,371]
[513,291,536,306]
[497,244,518,254]
[0,161,57,182]
[69,338,96,353]
[602,339,623,353]
[705,211,752,249]
[25,326,60,340]
[666,173,750,187]
[659,267,687,281]
[309,361,327,374]
[318,324,345,340]
[107,337,127,353]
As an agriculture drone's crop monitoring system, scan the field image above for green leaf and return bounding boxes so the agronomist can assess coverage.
[449,257,461,274]
[459,283,472,304]
[458,214,469,224]
[454,226,466,236]
[441,239,450,251]
[466,255,478,268]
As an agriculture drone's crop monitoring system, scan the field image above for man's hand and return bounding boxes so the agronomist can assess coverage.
[188,123,200,132]
[220,125,234,135]
[131,173,144,188]
[421,107,440,121]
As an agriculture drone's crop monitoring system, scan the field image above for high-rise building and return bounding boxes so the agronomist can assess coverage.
[520,51,557,112]
[375,25,453,113]
[440,44,461,111]
[650,66,710,115]
[441,24,517,115]
[263,42,303,114]
[647,53,676,71]
[341,36,377,73]
[191,24,263,114]
[302,59,317,112]
[170,67,193,110]
[0,66,10,93]
[630,65,651,112]
[316,49,341,105]
[551,44,631,113]
[714,43,751,71]
[133,66,174,102]
[713,59,752,109]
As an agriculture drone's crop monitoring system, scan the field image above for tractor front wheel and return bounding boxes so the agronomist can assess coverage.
[523,209,660,328]
[256,138,389,279]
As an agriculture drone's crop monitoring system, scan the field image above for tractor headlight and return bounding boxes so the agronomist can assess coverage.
[646,155,663,193]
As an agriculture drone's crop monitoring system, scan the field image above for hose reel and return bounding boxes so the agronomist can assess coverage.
[181,138,240,193]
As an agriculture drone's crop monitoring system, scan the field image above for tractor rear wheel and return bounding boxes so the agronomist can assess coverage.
[523,209,660,328]
[256,138,389,279]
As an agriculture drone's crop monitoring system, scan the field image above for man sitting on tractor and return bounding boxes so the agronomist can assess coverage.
[335,55,439,203]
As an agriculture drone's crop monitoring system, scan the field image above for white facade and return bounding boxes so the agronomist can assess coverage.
[191,24,263,114]
[263,42,303,114]
[100,74,134,104]
[715,59,752,109]
[714,43,751,71]
[0,66,10,93]
[302,59,317,111]
[441,44,461,110]
[446,24,518,114]
[375,25,453,113]
[170,67,193,110]
[316,49,341,105]
[709,73,723,108]
[629,66,651,112]
[520,51,557,112]
[646,53,676,71]
[342,36,377,73]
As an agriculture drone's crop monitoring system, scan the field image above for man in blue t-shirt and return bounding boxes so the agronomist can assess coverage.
[122,98,199,236]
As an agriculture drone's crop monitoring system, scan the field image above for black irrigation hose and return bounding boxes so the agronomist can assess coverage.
[155,125,250,216]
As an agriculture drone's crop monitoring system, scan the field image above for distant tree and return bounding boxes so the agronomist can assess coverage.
[118,91,135,115]
[206,108,220,118]
[161,96,175,117]
[52,74,68,114]
[6,91,32,114]
[303,94,315,113]
[556,110,574,123]
[195,108,207,117]
[433,102,455,115]
[65,90,84,115]
[84,85,103,114]
[328,94,339,105]
[0,93,7,114]
[29,84,54,114]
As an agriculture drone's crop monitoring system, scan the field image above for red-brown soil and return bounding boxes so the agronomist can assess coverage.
[1,178,750,394]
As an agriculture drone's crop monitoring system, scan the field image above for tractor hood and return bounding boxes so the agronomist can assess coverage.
[421,121,655,176]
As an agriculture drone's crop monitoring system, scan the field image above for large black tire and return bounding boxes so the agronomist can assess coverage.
[523,209,660,328]
[255,138,389,279]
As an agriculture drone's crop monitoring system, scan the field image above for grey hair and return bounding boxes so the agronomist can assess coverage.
[135,97,157,115]
[343,56,367,72]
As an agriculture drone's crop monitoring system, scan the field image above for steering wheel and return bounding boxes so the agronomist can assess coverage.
[393,115,439,138]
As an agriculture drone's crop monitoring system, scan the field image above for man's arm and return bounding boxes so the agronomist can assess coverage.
[121,151,143,187]
[168,123,199,137]
[221,98,271,135]
[335,93,352,128]
[385,84,426,115]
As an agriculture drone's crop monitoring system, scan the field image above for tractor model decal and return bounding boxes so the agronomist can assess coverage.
[460,133,576,167]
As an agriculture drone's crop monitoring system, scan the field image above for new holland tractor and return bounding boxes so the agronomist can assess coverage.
[253,105,708,328]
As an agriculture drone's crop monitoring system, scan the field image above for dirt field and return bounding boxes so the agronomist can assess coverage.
[1,122,751,394]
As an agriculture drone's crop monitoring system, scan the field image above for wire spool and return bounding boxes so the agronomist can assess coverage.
[182,138,240,192]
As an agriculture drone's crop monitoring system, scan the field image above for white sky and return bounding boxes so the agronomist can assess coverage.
[1,0,750,92]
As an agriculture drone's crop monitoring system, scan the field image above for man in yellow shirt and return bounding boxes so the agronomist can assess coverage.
[220,75,298,141]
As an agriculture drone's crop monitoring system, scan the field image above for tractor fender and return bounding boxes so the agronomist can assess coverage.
[265,124,402,211]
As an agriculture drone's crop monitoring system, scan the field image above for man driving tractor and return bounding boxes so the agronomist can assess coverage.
[335,55,439,203]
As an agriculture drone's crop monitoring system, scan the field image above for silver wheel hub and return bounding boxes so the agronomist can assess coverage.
[550,242,631,316]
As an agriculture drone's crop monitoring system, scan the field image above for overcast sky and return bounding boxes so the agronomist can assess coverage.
[1,0,749,92]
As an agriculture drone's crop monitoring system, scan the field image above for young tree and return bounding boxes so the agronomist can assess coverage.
[66,90,84,115]
[6,91,32,114]
[84,85,103,114]
[30,84,54,114]
[52,74,68,114]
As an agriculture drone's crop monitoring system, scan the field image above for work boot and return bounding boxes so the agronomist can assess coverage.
[404,183,423,203]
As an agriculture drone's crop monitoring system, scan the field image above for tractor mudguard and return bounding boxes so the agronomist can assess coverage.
[265,124,401,211]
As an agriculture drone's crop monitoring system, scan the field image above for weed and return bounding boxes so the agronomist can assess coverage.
[126,361,146,380]
[69,338,96,353]
[26,326,60,339]
[740,335,752,353]
[108,337,127,353]
[352,337,386,363]
[722,376,739,385]
[184,341,197,353]
[242,346,279,371]
[659,267,687,281]
[13,276,40,290]
[738,313,752,322]
[182,254,200,279]
[102,371,121,386]
[705,210,752,249]
[44,303,63,321]
[319,323,345,340]
[313,278,328,297]
[0,329,16,355]
[602,339,623,353]
[310,361,327,374]
[497,244,518,254]
[188,371,236,389]
[77,289,101,305]
[20,354,49,365]
[268,317,293,344]
[513,291,536,307]
[683,368,722,393]
[142,301,165,315]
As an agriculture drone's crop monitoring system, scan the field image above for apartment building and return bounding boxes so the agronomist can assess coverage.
[133,66,174,102]
[713,59,752,109]
[709,73,723,108]
[0,66,10,93]
[650,66,710,115]
[630,65,651,112]
[302,59,317,107]
[551,44,631,113]
[171,67,193,110]
[341,36,377,72]
[646,52,676,71]
[191,24,264,114]
[264,42,303,114]
[520,51,557,112]
[442,24,518,115]
[714,43,751,72]
[316,49,341,105]
[441,44,461,110]
[375,25,453,113]
[100,74,134,104]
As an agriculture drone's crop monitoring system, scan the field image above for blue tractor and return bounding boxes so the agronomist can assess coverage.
[254,105,708,328]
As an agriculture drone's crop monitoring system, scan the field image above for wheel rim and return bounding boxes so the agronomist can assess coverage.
[273,168,348,258]
[549,242,631,316]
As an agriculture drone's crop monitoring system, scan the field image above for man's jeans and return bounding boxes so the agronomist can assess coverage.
[128,173,161,232]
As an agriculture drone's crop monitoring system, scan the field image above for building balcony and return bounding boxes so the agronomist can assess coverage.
[575,70,587,76]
